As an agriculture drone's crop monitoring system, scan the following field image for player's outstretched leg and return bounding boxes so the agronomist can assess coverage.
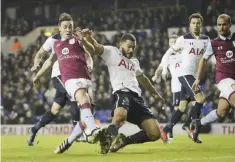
[110,118,161,152]
[191,97,232,143]
[110,130,150,152]
[27,102,62,146]
[100,106,128,154]
[162,108,184,143]
[182,102,203,139]
[54,121,85,154]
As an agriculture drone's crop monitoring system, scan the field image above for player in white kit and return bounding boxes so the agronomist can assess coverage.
[84,31,163,154]
[160,13,211,144]
[153,35,182,139]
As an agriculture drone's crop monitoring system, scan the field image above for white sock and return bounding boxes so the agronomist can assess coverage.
[68,122,83,144]
[201,110,219,125]
[80,108,97,135]
[78,132,87,141]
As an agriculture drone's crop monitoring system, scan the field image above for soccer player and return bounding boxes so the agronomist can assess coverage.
[160,13,211,143]
[31,13,106,154]
[84,30,163,154]
[153,35,184,139]
[191,14,235,142]
[28,27,94,146]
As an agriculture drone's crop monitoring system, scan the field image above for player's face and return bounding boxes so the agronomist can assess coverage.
[169,38,177,47]
[189,18,202,35]
[120,40,136,59]
[217,17,230,37]
[75,30,82,40]
[59,21,74,40]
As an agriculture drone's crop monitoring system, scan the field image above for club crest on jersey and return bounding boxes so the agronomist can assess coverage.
[226,50,233,58]
[62,47,69,55]
[118,59,135,71]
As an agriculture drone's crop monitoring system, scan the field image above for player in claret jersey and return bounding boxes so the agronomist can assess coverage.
[31,13,107,154]
[160,13,211,143]
[28,27,94,146]
[191,14,235,142]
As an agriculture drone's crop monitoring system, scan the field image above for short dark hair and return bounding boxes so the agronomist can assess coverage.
[169,34,179,39]
[218,14,231,25]
[189,13,203,23]
[120,33,136,42]
[58,13,73,24]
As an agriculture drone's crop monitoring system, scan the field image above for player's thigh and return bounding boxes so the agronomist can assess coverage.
[140,118,161,141]
[217,78,235,107]
[65,78,92,104]
[178,75,205,103]
[111,91,130,126]
[217,98,231,118]
[127,95,156,128]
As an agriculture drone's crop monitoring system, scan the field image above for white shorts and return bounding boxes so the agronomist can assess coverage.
[217,78,235,101]
[65,78,92,101]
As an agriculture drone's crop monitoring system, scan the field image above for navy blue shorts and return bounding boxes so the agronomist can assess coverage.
[178,75,201,101]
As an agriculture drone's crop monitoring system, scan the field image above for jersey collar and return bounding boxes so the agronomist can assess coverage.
[219,32,232,40]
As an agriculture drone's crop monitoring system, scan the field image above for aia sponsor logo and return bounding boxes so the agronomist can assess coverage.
[118,59,135,71]
[188,48,204,55]
[226,50,233,58]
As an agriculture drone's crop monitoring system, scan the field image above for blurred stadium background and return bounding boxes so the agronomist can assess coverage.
[1,0,235,162]
[1,0,235,129]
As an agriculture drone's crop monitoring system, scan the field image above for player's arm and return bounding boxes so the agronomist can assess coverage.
[84,51,93,73]
[152,63,163,82]
[81,29,104,55]
[137,73,164,101]
[81,36,95,55]
[31,47,48,72]
[133,58,164,101]
[32,36,53,72]
[192,41,214,90]
[33,54,56,87]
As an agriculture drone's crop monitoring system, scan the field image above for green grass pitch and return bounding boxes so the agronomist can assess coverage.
[2,134,235,162]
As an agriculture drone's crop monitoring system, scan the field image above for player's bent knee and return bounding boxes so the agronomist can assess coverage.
[146,130,161,141]
[194,93,205,104]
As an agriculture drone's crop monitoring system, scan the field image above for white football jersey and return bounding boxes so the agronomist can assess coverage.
[164,33,210,77]
[100,46,143,96]
[167,55,182,93]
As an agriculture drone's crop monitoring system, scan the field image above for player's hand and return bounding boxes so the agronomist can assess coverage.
[33,76,40,88]
[161,73,169,81]
[152,75,157,82]
[31,64,40,72]
[81,29,93,40]
[192,79,200,91]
